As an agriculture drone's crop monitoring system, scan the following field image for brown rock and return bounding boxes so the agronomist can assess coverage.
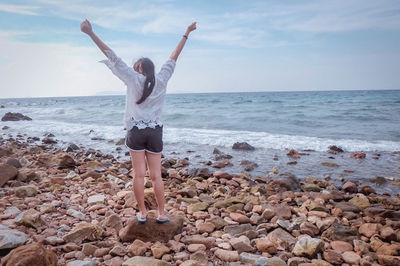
[214,248,239,262]
[266,228,296,251]
[6,158,22,168]
[183,235,215,249]
[187,202,209,214]
[376,243,400,256]
[122,256,171,266]
[104,213,123,231]
[81,170,102,179]
[1,242,57,266]
[94,247,110,257]
[196,221,215,233]
[224,224,254,236]
[321,162,339,167]
[359,223,380,238]
[292,236,324,258]
[119,215,183,242]
[63,222,103,244]
[349,193,370,209]
[58,153,76,169]
[206,216,228,230]
[261,207,276,220]
[342,251,361,264]
[321,224,358,242]
[275,204,291,219]
[15,185,38,197]
[255,238,277,254]
[229,213,251,223]
[151,242,170,259]
[14,208,45,228]
[82,243,97,256]
[377,255,400,265]
[380,226,396,241]
[330,240,353,253]
[230,237,254,253]
[350,152,366,159]
[342,181,357,193]
[127,239,148,256]
[187,244,206,253]
[323,250,343,265]
[287,149,300,158]
[0,163,18,186]
[353,239,369,254]
[213,170,232,179]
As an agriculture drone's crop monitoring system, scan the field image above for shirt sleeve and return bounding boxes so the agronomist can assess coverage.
[99,50,138,86]
[158,59,176,85]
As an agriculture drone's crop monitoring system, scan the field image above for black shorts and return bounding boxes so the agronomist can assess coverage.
[125,125,163,154]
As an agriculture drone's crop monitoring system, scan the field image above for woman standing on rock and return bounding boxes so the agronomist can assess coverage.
[81,19,197,223]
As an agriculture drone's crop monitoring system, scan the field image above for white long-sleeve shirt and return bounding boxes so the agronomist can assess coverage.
[100,50,176,130]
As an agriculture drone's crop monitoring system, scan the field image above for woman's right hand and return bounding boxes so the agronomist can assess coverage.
[80,19,93,35]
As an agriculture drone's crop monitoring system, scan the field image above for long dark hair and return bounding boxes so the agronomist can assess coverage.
[136,58,155,104]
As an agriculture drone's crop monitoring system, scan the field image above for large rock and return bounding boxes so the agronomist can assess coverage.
[230,236,254,253]
[119,215,184,242]
[15,185,38,197]
[266,228,296,251]
[188,167,211,178]
[182,235,216,248]
[14,209,45,229]
[87,194,105,205]
[342,251,361,265]
[377,255,400,265]
[232,142,255,151]
[348,193,370,209]
[0,225,28,250]
[187,202,209,214]
[127,239,148,256]
[1,112,32,121]
[321,224,358,242]
[6,158,22,168]
[292,236,324,258]
[0,242,57,266]
[214,248,239,262]
[269,172,301,192]
[122,256,171,266]
[63,222,103,244]
[224,224,254,236]
[359,223,380,238]
[58,153,76,169]
[0,164,18,187]
[240,252,269,265]
[151,242,170,259]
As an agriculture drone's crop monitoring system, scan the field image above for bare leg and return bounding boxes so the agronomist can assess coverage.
[145,151,167,219]
[129,150,147,219]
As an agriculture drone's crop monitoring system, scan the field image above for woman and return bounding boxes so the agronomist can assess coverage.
[81,19,197,223]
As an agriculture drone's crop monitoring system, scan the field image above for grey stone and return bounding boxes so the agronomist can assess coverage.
[0,225,29,250]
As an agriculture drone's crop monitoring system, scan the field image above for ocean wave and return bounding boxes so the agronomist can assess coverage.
[1,117,400,153]
[164,127,400,152]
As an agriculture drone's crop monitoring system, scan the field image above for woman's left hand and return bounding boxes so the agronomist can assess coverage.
[186,22,197,34]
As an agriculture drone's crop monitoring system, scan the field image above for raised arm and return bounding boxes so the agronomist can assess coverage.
[170,22,197,61]
[80,19,111,56]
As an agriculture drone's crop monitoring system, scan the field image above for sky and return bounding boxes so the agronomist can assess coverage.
[0,0,400,98]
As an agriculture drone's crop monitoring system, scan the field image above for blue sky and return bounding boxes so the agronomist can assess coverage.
[0,0,399,98]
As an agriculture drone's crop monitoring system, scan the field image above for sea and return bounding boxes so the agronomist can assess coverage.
[1,90,400,193]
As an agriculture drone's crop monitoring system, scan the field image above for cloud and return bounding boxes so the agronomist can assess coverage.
[0,3,39,16]
[260,1,400,33]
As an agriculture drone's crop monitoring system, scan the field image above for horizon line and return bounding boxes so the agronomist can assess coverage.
[0,88,399,100]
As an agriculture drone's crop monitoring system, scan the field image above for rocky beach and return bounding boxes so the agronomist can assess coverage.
[1,124,400,266]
